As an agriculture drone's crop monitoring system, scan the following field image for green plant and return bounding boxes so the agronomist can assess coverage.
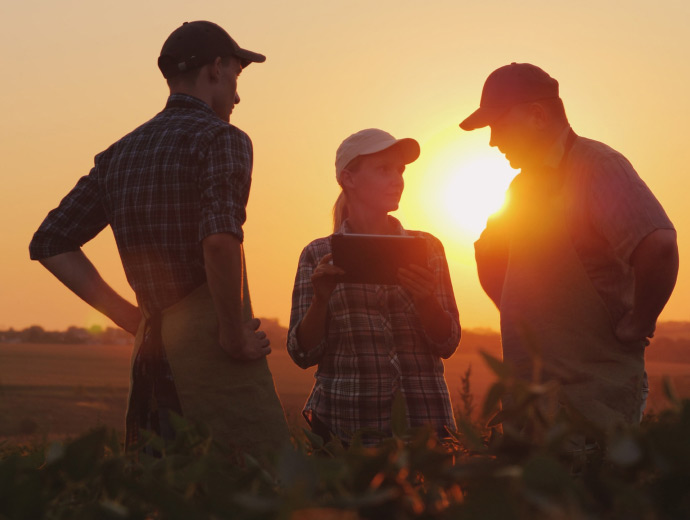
[2,357,689,519]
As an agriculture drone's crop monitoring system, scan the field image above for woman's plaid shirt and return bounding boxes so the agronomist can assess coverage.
[288,218,460,443]
[29,94,252,313]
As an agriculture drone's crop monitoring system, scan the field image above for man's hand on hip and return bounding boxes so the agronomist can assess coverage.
[220,317,272,361]
[615,310,654,347]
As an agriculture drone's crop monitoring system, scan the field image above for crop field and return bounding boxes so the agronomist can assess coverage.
[1,342,688,441]
[2,341,690,519]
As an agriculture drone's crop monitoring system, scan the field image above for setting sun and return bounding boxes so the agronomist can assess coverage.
[438,155,515,238]
[401,129,518,246]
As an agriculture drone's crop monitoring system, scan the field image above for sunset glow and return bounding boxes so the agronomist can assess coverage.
[400,129,517,247]
[435,155,514,239]
[1,1,688,332]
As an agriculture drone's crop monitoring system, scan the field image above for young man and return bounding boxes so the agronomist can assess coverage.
[460,63,678,432]
[29,21,289,454]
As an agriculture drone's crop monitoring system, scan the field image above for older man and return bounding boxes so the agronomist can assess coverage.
[29,21,289,454]
[461,63,678,432]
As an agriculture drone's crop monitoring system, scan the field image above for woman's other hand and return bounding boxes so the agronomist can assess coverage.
[311,253,345,304]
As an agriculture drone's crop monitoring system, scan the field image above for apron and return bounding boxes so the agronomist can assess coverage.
[126,250,290,456]
[499,137,644,432]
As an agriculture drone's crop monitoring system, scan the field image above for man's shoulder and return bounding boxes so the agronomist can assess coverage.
[225,124,253,146]
[571,135,630,166]
[99,109,252,160]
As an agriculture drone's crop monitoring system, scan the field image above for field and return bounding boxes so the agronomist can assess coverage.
[1,339,689,442]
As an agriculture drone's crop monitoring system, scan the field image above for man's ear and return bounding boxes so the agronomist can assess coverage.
[207,56,223,83]
[528,102,549,129]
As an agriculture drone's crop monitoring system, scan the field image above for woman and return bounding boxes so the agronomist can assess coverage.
[287,128,461,445]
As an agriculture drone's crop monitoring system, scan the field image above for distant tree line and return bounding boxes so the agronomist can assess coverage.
[2,320,688,363]
[0,325,133,345]
[0,317,288,348]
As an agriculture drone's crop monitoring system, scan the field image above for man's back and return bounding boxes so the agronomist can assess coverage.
[31,93,254,313]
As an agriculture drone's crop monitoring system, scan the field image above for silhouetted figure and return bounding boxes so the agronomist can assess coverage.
[287,129,461,445]
[461,63,678,435]
[29,21,289,455]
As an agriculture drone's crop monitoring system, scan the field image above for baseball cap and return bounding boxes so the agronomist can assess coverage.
[460,63,559,131]
[158,21,266,79]
[335,129,421,183]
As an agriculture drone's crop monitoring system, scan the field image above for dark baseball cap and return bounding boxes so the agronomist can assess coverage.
[460,63,559,131]
[158,21,266,79]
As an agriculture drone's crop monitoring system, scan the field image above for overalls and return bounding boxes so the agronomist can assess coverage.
[488,134,645,432]
[126,256,290,456]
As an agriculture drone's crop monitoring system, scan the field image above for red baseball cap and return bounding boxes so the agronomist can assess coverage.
[460,63,559,131]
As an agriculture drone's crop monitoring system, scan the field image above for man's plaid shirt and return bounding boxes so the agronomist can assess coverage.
[287,218,460,443]
[29,94,253,313]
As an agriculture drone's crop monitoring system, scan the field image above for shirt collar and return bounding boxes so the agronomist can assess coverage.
[542,125,573,169]
[164,93,216,116]
[339,215,406,235]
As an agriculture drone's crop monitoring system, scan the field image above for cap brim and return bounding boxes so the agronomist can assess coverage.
[235,47,266,68]
[459,105,504,131]
[361,138,420,165]
[391,138,421,164]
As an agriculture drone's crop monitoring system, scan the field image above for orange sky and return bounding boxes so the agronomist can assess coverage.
[2,1,689,331]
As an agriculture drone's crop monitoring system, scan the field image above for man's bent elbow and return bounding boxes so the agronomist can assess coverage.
[650,228,679,271]
[202,232,242,256]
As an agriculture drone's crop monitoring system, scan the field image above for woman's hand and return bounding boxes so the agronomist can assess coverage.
[296,254,345,353]
[398,264,452,344]
[311,253,345,304]
[398,264,435,303]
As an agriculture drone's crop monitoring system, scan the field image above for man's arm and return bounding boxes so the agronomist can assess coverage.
[38,251,141,334]
[615,228,679,343]
[202,232,270,360]
[475,219,510,309]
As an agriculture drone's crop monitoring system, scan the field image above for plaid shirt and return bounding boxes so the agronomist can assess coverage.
[288,218,460,443]
[29,94,253,313]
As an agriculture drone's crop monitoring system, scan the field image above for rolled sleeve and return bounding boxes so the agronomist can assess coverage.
[420,234,461,359]
[421,315,461,359]
[29,170,107,259]
[287,244,328,369]
[198,127,253,242]
[588,155,674,263]
[287,319,327,369]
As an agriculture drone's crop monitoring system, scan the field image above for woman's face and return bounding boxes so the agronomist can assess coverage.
[343,147,406,213]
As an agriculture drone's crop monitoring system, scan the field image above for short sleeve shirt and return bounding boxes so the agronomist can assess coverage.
[564,134,675,322]
[476,127,674,324]
[29,94,253,313]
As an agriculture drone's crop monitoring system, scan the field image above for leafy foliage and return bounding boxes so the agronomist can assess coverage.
[2,355,690,519]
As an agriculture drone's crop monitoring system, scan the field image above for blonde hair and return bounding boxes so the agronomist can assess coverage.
[332,155,365,232]
[332,190,348,232]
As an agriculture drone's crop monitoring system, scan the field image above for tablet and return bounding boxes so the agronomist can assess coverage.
[331,233,427,285]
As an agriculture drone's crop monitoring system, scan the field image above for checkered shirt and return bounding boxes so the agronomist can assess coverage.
[29,94,253,313]
[287,218,460,443]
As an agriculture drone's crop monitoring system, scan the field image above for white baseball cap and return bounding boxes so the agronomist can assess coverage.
[335,128,420,184]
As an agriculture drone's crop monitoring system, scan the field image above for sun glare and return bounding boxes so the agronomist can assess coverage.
[439,155,515,237]
[402,130,518,245]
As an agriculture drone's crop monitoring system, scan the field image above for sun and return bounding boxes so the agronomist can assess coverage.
[400,129,518,244]
[439,155,515,237]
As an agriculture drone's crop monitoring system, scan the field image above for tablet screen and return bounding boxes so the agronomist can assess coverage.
[331,233,427,284]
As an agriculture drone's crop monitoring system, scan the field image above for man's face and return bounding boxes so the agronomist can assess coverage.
[488,103,541,170]
[212,56,242,122]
